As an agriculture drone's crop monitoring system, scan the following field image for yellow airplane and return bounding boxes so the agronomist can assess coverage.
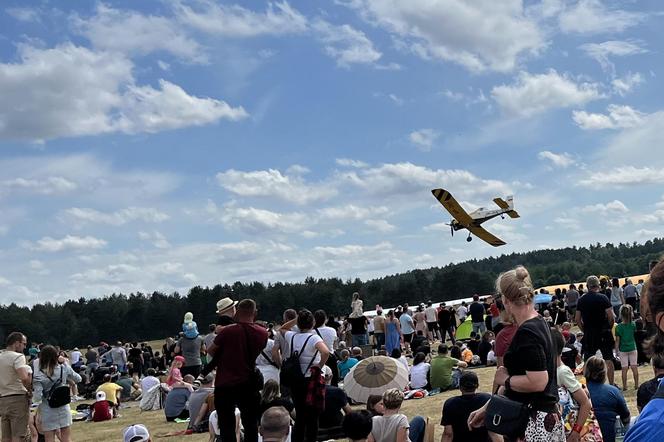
[431,188,519,247]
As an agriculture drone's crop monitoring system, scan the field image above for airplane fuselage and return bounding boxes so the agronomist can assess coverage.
[451,207,506,231]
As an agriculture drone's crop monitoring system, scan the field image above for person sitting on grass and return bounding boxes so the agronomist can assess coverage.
[390,348,409,375]
[409,352,431,390]
[90,391,113,422]
[318,365,353,440]
[96,374,123,418]
[123,424,151,442]
[441,371,491,442]
[637,351,664,412]
[352,347,364,361]
[165,355,185,387]
[259,406,291,442]
[585,356,630,441]
[164,375,193,421]
[343,410,373,442]
[430,344,467,391]
[367,388,426,442]
[338,349,359,379]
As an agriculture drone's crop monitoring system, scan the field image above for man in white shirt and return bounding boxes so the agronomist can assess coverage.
[424,301,440,342]
[456,302,468,322]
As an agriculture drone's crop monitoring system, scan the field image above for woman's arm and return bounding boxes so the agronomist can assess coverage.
[494,366,548,393]
[279,318,298,334]
[315,341,330,367]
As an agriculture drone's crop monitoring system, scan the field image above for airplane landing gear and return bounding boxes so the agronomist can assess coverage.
[466,235,472,242]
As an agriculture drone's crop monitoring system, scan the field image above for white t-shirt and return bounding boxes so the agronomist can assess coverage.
[410,362,430,389]
[314,327,337,352]
[70,350,82,364]
[457,306,467,320]
[425,307,438,323]
[210,408,241,436]
[487,350,496,365]
[256,339,276,366]
[284,331,323,377]
[141,376,160,393]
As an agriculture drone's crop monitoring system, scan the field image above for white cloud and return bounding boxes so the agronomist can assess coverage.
[611,72,643,96]
[409,129,440,151]
[318,204,388,221]
[579,40,647,74]
[348,0,544,72]
[364,219,396,233]
[339,162,512,199]
[388,94,404,106]
[0,276,10,285]
[205,201,309,235]
[635,229,659,237]
[335,158,369,168]
[553,216,580,229]
[572,104,645,130]
[537,151,575,168]
[138,231,171,249]
[175,1,308,37]
[63,207,170,226]
[559,0,644,34]
[492,70,601,117]
[580,200,629,214]
[6,7,41,22]
[595,111,664,167]
[578,167,664,188]
[215,168,333,205]
[313,20,382,68]
[30,235,108,252]
[72,3,205,62]
[0,177,77,195]
[0,44,246,141]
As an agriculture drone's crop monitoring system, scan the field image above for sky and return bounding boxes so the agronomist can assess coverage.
[0,0,663,306]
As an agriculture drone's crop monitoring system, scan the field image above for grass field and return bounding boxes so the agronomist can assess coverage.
[69,363,654,441]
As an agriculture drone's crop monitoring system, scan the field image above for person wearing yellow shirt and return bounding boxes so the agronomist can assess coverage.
[96,374,123,417]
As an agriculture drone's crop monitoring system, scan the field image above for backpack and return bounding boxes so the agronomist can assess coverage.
[44,367,71,408]
[280,334,317,388]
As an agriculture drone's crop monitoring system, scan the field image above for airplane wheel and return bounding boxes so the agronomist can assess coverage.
[466,236,472,242]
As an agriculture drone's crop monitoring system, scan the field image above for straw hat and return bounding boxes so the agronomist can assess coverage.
[216,297,238,314]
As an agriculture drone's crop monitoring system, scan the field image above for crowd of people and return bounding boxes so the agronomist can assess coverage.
[2,259,664,442]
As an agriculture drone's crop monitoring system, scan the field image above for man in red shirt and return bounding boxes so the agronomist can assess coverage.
[208,299,268,442]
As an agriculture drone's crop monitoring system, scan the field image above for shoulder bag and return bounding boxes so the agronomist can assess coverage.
[44,366,71,408]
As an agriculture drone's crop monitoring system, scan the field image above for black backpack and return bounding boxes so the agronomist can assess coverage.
[44,367,71,408]
[280,334,317,388]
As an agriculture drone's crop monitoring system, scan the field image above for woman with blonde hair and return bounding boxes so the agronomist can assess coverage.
[32,345,81,442]
[615,304,639,391]
[469,266,565,441]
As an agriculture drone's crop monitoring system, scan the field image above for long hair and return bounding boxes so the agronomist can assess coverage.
[620,304,633,325]
[39,345,58,376]
[261,379,281,405]
[646,259,664,356]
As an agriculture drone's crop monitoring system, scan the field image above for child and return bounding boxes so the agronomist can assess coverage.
[369,389,426,442]
[560,322,572,341]
[350,292,363,318]
[615,304,639,390]
[90,391,113,422]
[543,310,553,325]
[182,312,199,339]
[166,355,185,387]
[343,410,373,442]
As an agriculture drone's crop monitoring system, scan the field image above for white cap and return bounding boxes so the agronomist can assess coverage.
[123,424,150,442]
[96,391,106,402]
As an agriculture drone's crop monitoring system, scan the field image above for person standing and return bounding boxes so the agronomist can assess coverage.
[0,332,32,442]
[456,302,467,324]
[424,302,440,342]
[565,284,580,324]
[33,345,82,442]
[208,299,268,442]
[175,331,206,378]
[348,314,369,347]
[468,295,486,335]
[110,341,128,374]
[610,278,625,319]
[437,305,456,345]
[314,310,339,386]
[623,278,638,312]
[575,275,616,386]
[615,304,639,391]
[398,309,415,355]
[384,311,401,355]
[372,310,386,352]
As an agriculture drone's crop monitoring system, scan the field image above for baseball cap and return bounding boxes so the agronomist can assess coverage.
[96,391,106,402]
[123,424,150,442]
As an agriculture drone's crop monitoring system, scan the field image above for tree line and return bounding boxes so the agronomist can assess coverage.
[1,238,662,348]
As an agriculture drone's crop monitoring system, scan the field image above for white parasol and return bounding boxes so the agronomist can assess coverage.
[342,355,409,403]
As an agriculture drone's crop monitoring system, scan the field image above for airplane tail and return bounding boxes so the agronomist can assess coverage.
[494,195,520,218]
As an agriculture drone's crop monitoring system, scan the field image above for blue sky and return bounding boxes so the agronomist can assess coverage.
[1,0,663,305]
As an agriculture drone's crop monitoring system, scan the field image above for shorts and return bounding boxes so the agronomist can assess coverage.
[403,333,413,343]
[618,350,638,367]
[0,394,30,439]
[582,330,614,361]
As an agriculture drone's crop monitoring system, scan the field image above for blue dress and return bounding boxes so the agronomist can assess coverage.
[385,321,400,355]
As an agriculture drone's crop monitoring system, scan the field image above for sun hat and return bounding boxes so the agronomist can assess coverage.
[216,297,238,314]
[123,424,150,442]
[96,391,106,402]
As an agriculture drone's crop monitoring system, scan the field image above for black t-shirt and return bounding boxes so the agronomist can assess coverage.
[319,385,348,428]
[478,341,492,365]
[348,316,368,335]
[467,339,480,355]
[411,335,427,353]
[577,292,611,331]
[128,347,143,361]
[438,309,452,328]
[260,397,294,419]
[637,376,664,410]
[441,393,491,442]
[469,302,485,323]
[503,316,558,411]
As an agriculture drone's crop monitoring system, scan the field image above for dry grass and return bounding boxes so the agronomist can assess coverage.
[69,364,653,441]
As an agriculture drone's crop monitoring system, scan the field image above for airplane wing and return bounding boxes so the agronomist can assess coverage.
[431,189,473,226]
[506,210,520,219]
[467,224,506,247]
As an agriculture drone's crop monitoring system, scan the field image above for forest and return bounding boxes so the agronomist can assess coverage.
[2,238,662,348]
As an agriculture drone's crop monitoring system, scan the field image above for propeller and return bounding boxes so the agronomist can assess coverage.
[445,219,454,236]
